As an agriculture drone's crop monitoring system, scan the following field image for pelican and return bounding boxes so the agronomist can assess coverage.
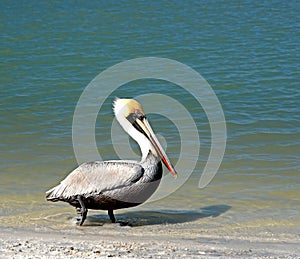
[46,98,177,226]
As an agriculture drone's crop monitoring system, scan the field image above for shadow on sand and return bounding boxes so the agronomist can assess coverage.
[84,204,231,227]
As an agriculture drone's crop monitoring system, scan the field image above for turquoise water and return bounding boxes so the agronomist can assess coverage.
[1,1,299,231]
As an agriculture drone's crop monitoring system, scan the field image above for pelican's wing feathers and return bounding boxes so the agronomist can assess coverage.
[46,160,144,200]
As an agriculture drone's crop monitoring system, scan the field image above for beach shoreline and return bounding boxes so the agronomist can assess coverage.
[1,223,299,258]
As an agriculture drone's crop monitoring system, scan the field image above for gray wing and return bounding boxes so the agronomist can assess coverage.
[46,160,144,200]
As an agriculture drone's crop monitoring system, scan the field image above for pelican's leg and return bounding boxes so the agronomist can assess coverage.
[108,210,131,226]
[108,209,116,223]
[76,195,88,226]
[75,207,82,224]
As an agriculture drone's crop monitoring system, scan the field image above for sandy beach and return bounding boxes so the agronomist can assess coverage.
[1,211,299,259]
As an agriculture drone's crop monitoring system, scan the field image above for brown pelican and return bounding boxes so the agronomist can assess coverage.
[46,98,177,226]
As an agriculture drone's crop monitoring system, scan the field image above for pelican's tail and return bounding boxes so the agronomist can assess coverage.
[45,184,67,202]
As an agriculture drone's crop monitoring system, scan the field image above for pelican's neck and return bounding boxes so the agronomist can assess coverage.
[127,126,152,162]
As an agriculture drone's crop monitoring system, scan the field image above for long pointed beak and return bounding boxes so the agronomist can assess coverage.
[136,118,178,178]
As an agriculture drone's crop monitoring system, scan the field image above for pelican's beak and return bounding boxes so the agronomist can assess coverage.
[136,117,178,178]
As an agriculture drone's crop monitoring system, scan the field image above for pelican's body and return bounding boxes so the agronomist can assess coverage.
[46,98,177,225]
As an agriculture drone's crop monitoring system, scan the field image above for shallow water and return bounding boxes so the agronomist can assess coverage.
[1,1,299,234]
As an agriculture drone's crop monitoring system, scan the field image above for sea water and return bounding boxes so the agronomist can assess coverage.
[1,1,299,233]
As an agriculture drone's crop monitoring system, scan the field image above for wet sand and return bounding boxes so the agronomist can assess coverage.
[1,213,299,259]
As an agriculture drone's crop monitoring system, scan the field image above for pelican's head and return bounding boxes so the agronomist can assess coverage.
[113,98,177,178]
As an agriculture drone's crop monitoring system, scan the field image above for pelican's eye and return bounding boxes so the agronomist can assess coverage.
[126,110,145,123]
[134,109,146,121]
[126,112,138,124]
[126,111,149,139]
[138,114,146,121]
